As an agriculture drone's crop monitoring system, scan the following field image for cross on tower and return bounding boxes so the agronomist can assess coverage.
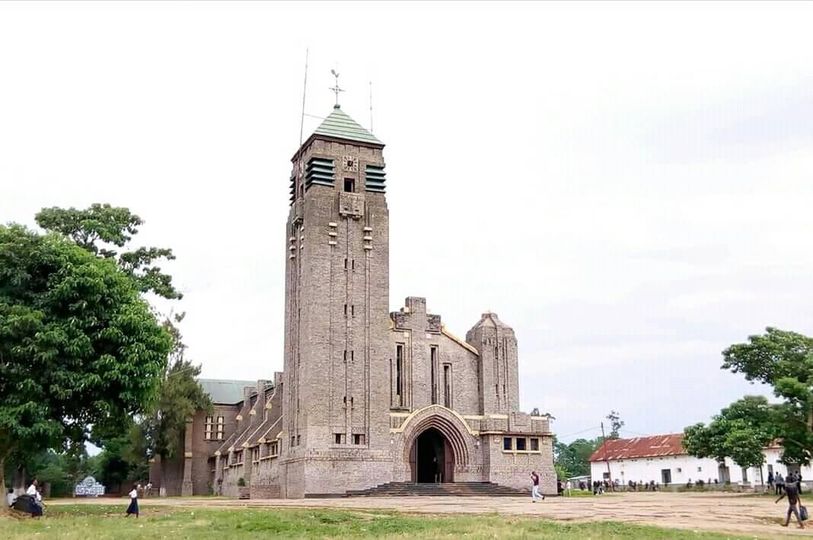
[329,69,344,107]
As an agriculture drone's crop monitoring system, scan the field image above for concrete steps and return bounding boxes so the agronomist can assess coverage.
[344,481,528,497]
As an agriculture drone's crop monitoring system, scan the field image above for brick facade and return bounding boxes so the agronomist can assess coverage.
[154,105,555,497]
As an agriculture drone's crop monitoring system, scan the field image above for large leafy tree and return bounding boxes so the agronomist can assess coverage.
[683,396,776,476]
[135,316,211,484]
[720,328,813,464]
[0,225,172,502]
[36,204,182,300]
[554,437,601,478]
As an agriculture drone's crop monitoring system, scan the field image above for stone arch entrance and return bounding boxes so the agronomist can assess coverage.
[410,428,454,483]
[394,405,477,484]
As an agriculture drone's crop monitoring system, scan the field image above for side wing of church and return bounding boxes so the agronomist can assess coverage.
[153,104,555,498]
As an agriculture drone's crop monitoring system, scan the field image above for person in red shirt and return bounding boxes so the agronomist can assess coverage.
[530,471,544,502]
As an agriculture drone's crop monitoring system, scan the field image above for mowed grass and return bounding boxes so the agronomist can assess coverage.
[0,504,751,539]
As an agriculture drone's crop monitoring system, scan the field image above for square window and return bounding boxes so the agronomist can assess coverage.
[353,434,365,445]
[335,433,344,445]
[344,178,355,193]
[503,437,512,451]
[530,438,539,451]
[516,438,527,451]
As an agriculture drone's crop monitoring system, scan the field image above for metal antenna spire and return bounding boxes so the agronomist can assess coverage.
[299,48,309,145]
[369,81,374,133]
[329,69,344,107]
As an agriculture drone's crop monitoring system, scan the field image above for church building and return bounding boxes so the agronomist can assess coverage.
[154,102,555,498]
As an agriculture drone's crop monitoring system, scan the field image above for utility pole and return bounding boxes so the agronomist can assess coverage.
[601,421,614,491]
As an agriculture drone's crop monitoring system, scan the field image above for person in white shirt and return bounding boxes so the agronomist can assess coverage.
[6,488,17,508]
[125,484,139,518]
[26,479,43,516]
[26,479,38,497]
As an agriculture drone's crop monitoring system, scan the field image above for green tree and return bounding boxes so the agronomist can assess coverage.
[683,396,777,482]
[721,327,813,464]
[36,204,182,300]
[0,224,172,504]
[554,437,600,478]
[134,316,211,485]
[606,410,624,439]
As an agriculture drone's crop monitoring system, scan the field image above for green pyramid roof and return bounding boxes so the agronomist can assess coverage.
[313,105,382,146]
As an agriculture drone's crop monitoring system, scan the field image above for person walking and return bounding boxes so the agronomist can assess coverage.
[768,471,775,491]
[530,471,544,502]
[776,481,805,529]
[125,484,140,518]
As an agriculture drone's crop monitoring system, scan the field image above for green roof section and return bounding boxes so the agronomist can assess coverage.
[313,105,382,146]
[198,379,255,405]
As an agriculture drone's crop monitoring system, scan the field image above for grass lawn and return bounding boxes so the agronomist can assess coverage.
[0,504,751,539]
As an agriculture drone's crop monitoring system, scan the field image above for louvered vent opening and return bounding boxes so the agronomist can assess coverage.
[365,164,386,193]
[305,157,335,189]
[289,173,296,204]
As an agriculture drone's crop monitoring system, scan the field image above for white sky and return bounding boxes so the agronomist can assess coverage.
[2,2,812,443]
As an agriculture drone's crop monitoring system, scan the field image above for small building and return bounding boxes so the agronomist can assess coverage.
[589,434,813,486]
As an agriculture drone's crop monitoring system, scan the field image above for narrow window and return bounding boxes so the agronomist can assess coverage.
[395,344,404,406]
[344,178,355,193]
[335,433,343,445]
[516,438,527,451]
[344,304,348,317]
[503,437,512,451]
[216,416,225,440]
[443,364,451,408]
[430,346,439,405]
[344,350,347,362]
[351,350,354,362]
[352,259,355,270]
[351,304,355,317]
[297,435,301,445]
[344,258,348,269]
[205,416,213,440]
[530,438,539,451]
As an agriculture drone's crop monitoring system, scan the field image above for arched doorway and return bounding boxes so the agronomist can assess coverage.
[410,428,454,483]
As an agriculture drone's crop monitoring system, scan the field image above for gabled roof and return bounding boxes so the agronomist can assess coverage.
[589,434,685,462]
[198,379,254,405]
[313,105,382,146]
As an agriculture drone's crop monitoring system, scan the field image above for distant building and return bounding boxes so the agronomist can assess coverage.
[152,103,555,498]
[589,434,811,486]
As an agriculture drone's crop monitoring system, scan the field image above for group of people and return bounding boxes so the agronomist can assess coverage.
[768,470,804,495]
[6,477,144,519]
[5,478,45,517]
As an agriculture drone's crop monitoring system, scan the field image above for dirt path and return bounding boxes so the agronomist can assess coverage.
[51,492,810,538]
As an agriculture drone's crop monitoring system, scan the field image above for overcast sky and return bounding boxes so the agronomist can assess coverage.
[2,2,812,443]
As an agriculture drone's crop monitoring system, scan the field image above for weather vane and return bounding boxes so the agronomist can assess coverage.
[329,69,344,107]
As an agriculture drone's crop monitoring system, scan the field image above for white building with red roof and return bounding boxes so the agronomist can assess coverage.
[589,434,810,487]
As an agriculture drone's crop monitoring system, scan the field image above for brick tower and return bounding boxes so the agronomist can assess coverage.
[281,104,393,497]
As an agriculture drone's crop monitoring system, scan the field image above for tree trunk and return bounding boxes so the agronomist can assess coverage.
[0,455,8,515]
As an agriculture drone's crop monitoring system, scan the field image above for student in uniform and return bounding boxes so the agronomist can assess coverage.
[125,484,139,518]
